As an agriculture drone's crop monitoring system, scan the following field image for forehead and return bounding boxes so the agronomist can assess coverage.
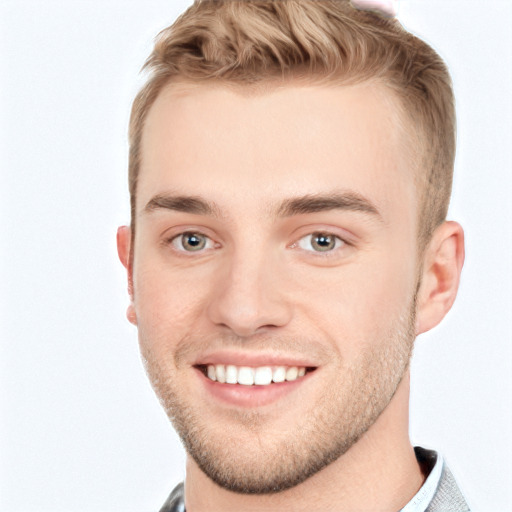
[138,80,415,223]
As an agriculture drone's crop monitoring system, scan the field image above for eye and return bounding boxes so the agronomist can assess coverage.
[296,232,345,253]
[170,232,214,252]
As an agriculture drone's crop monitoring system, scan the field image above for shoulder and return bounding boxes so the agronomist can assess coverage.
[415,447,471,512]
[158,482,185,512]
[427,463,470,512]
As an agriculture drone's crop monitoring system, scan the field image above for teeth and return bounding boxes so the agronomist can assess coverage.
[286,367,298,381]
[254,367,273,385]
[207,365,217,381]
[225,365,237,384]
[204,364,310,385]
[215,364,226,383]
[272,366,286,383]
[238,367,254,386]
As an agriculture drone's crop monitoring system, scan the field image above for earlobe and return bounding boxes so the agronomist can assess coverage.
[415,221,465,335]
[126,304,137,325]
[117,226,137,325]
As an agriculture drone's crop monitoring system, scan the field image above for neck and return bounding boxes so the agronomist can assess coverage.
[184,371,424,512]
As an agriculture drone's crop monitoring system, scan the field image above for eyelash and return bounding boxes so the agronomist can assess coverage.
[166,231,348,257]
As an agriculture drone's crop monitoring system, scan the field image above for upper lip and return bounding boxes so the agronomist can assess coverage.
[193,351,318,368]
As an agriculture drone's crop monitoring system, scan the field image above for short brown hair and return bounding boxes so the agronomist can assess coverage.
[128,0,455,249]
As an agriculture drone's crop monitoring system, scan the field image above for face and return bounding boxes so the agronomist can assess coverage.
[128,81,420,493]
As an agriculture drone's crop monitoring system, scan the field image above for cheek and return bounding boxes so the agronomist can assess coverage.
[292,253,417,355]
[133,258,214,348]
[296,254,413,310]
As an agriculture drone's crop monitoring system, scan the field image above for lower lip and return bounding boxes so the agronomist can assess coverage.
[196,368,315,408]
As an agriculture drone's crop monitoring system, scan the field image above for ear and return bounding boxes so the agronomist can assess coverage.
[116,226,137,325]
[415,221,465,335]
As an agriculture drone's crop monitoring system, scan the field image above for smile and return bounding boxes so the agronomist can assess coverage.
[197,364,313,386]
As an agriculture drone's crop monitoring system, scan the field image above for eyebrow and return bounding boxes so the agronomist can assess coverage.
[276,192,382,220]
[142,191,382,221]
[143,194,221,217]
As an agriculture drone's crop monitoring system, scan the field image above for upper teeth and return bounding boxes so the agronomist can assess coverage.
[206,365,307,385]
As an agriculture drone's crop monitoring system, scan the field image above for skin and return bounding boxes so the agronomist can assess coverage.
[117,81,464,511]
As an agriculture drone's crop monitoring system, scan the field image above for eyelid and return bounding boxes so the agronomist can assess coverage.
[290,224,354,242]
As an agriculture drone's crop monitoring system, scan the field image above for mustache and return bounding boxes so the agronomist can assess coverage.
[173,331,334,368]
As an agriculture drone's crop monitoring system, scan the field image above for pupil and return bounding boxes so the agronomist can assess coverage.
[184,233,205,250]
[313,234,334,251]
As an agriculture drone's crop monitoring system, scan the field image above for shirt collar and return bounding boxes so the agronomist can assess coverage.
[400,447,444,512]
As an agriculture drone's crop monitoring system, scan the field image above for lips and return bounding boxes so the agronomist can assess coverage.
[193,352,318,407]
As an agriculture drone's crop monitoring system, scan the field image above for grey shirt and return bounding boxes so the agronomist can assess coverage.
[159,447,470,512]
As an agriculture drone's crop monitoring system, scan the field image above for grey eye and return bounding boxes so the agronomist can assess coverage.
[298,232,343,252]
[174,232,209,251]
[311,233,335,251]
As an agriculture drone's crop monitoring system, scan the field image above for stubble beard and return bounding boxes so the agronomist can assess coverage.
[140,296,417,495]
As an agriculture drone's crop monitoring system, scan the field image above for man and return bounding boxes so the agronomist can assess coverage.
[117,0,469,510]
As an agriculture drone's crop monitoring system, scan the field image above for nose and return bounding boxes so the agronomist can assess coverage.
[206,249,293,337]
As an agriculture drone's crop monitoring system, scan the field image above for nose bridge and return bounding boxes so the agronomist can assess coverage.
[207,236,291,336]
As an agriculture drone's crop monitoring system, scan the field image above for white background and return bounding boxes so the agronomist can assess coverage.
[1,1,511,511]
